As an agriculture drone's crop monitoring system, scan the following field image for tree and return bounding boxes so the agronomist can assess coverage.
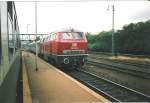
[87,20,150,55]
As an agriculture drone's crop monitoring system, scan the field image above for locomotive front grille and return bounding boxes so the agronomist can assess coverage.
[63,50,85,55]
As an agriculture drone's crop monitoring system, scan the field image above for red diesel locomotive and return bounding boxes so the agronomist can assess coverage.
[40,28,88,68]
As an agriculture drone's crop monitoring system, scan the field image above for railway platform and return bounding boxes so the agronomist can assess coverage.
[22,52,110,103]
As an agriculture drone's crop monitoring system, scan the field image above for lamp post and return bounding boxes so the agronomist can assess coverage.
[35,1,38,71]
[107,5,115,56]
[27,24,30,40]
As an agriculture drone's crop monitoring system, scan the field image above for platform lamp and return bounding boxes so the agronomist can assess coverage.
[27,24,30,40]
[107,5,116,56]
[35,1,38,71]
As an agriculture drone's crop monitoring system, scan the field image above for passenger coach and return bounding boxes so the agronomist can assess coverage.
[0,1,21,103]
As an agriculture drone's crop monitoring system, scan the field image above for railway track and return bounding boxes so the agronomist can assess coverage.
[65,70,150,102]
[88,51,150,58]
[87,58,150,79]
[90,55,150,69]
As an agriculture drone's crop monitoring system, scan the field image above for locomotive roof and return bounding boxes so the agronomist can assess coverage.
[54,28,83,33]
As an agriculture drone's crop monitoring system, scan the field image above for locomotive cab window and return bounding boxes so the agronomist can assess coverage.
[62,32,73,39]
[73,32,84,39]
[61,32,84,40]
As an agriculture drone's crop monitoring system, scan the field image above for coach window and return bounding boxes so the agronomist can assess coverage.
[14,17,17,49]
[8,14,14,61]
[8,1,14,62]
[8,2,13,20]
[0,28,1,65]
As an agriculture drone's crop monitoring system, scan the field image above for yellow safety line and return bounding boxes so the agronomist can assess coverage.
[22,56,32,103]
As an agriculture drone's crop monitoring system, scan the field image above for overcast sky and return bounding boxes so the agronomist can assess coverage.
[15,1,150,34]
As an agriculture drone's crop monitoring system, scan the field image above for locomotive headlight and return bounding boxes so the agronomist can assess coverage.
[83,57,87,62]
[63,50,67,54]
[81,50,85,54]
[64,58,70,64]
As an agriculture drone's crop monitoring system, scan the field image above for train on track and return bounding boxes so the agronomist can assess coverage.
[27,28,88,68]
[0,1,22,103]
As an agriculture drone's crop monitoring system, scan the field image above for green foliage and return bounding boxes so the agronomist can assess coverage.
[87,31,112,52]
[87,20,150,55]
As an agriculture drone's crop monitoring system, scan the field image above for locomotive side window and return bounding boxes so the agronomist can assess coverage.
[46,37,49,42]
[44,36,48,42]
[42,38,45,42]
[73,32,84,39]
[62,32,73,39]
[48,35,51,40]
[50,32,56,40]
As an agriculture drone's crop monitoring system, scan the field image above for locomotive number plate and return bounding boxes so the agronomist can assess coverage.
[71,43,78,49]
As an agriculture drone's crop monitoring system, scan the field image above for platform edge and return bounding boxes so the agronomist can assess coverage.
[41,59,111,103]
[22,56,32,103]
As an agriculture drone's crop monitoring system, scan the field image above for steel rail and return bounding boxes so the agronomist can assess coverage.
[65,69,150,102]
[89,55,150,69]
[82,70,150,99]
[88,51,150,58]
[87,60,150,79]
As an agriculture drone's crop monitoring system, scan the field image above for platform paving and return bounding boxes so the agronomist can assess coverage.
[22,52,110,103]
